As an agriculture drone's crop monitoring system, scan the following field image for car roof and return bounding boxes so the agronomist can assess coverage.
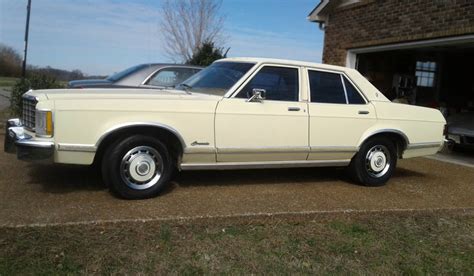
[135,63,203,70]
[217,57,388,102]
[217,57,355,73]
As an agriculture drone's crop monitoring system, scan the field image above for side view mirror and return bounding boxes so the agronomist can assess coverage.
[247,88,266,103]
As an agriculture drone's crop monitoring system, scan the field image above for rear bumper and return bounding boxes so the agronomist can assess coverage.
[4,118,54,162]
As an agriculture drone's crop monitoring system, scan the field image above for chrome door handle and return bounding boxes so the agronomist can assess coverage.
[358,110,370,115]
[288,107,301,111]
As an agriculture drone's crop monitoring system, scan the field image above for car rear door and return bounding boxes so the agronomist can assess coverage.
[306,68,376,160]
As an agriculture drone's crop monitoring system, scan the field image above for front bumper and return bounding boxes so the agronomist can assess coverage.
[4,118,54,162]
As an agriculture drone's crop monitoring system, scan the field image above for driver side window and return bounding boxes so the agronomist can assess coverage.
[236,66,299,101]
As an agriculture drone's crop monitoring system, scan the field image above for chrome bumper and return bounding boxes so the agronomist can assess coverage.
[4,118,54,162]
[444,138,454,146]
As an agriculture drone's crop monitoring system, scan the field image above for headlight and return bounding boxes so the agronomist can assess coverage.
[35,110,53,137]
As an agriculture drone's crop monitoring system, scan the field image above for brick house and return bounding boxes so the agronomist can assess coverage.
[308,0,474,111]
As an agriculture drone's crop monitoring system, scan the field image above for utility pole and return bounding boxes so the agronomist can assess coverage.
[22,0,32,78]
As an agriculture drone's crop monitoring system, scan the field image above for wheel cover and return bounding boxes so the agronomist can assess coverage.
[365,145,391,178]
[120,146,163,190]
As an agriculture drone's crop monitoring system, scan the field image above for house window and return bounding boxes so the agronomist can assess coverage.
[415,61,436,87]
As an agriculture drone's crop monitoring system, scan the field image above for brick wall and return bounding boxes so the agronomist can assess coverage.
[321,0,474,66]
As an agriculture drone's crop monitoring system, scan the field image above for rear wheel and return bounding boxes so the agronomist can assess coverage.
[102,135,172,199]
[348,137,397,187]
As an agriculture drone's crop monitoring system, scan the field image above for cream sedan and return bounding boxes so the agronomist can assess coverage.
[4,58,446,199]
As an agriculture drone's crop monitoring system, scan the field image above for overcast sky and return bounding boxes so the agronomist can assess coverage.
[0,0,324,76]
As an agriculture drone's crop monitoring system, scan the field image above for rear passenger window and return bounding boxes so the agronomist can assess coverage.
[344,78,366,104]
[309,70,365,104]
[309,71,346,104]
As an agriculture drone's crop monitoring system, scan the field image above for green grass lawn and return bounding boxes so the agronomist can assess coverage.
[0,77,19,89]
[0,211,472,274]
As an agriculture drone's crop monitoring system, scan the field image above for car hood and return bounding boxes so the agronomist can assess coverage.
[447,112,474,136]
[25,88,221,101]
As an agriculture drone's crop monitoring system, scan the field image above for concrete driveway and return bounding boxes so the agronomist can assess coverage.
[0,135,473,227]
[428,146,474,168]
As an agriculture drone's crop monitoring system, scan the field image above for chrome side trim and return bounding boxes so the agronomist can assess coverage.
[184,147,216,154]
[406,142,442,150]
[180,159,351,170]
[57,143,96,152]
[217,146,309,154]
[96,122,187,150]
[310,146,359,153]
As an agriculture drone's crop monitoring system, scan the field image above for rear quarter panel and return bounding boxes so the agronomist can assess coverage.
[364,102,446,158]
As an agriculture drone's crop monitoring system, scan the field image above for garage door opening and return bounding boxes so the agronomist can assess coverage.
[355,44,474,115]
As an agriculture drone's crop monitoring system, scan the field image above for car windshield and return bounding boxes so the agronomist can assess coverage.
[176,62,255,96]
[106,64,149,82]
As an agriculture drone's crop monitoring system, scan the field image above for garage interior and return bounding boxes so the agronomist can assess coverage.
[355,43,474,117]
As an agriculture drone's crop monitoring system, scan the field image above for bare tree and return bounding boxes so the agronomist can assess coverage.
[0,44,22,77]
[160,0,225,62]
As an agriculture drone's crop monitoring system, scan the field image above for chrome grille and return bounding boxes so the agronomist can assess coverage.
[22,96,37,130]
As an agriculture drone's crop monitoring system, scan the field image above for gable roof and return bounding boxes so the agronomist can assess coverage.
[307,0,331,23]
[308,0,364,23]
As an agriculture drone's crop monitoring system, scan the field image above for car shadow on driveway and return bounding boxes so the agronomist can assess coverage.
[174,167,350,187]
[391,167,426,178]
[25,165,355,195]
[23,163,427,195]
[25,164,106,194]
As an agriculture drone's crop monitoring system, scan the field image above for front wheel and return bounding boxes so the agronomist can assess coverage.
[102,135,173,199]
[348,137,397,187]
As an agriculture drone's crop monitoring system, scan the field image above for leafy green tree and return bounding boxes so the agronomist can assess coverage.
[186,41,228,66]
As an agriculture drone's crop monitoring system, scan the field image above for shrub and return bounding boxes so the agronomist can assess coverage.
[10,74,64,115]
[186,41,228,66]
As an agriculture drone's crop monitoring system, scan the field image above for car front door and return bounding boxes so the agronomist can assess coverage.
[306,68,376,161]
[215,65,309,162]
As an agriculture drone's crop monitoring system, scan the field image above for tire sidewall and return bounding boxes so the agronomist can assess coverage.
[104,135,172,199]
[352,137,397,186]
